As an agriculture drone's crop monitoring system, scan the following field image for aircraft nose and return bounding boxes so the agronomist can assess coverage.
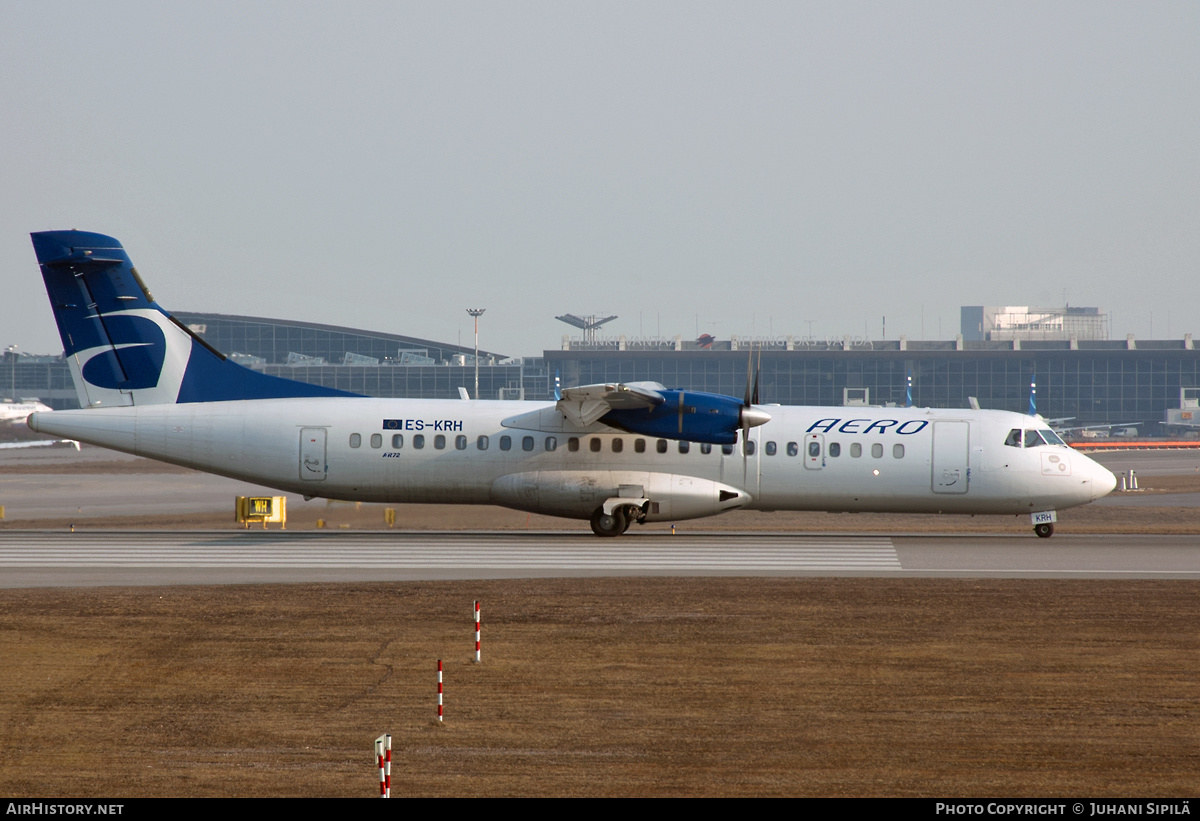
[1089,459,1117,501]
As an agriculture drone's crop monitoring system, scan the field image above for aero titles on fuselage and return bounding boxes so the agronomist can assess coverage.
[805,418,929,435]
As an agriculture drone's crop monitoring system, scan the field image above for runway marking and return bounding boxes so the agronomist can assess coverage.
[0,532,902,571]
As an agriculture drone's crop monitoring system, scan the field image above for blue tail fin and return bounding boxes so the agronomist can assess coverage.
[32,231,359,407]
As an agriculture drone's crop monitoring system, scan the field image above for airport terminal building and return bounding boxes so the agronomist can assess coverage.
[7,312,1199,433]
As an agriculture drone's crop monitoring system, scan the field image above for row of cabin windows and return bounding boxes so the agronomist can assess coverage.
[812,441,905,459]
[347,433,904,459]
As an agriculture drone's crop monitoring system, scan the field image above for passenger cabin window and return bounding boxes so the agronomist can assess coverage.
[893,444,904,458]
[477,435,489,450]
[413,434,425,449]
[765,441,777,456]
[391,434,403,448]
[808,441,821,458]
[678,441,690,454]
[871,443,883,458]
[656,439,668,454]
[434,434,445,450]
[744,440,755,456]
[612,438,623,453]
[787,442,799,457]
[828,442,840,457]
[590,438,602,453]
[370,433,382,449]
[568,437,580,452]
[850,443,862,458]
[349,433,361,448]
[522,436,534,451]
[499,436,511,451]
[545,437,557,451]
[634,439,646,453]
[721,444,734,455]
[700,443,712,455]
[456,435,467,450]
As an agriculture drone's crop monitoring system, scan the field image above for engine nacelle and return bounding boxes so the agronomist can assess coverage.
[491,470,751,520]
[601,390,767,445]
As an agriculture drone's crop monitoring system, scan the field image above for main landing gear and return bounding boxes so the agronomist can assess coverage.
[1034,522,1055,538]
[590,505,639,537]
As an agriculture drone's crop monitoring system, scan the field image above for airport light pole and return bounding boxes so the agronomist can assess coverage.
[5,345,16,402]
[466,309,485,399]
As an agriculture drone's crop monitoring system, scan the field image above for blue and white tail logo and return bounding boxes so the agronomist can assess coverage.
[32,230,358,407]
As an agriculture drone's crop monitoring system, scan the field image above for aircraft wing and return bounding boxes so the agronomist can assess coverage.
[555,381,666,427]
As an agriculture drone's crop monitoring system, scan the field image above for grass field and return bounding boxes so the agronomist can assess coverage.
[0,577,1197,797]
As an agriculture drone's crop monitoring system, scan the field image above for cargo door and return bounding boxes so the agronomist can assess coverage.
[300,428,327,481]
[932,421,969,493]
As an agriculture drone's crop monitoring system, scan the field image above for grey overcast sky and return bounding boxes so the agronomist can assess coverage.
[2,1,1198,358]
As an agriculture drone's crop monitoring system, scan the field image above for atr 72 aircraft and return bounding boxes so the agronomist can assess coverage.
[0,399,52,423]
[26,230,1116,537]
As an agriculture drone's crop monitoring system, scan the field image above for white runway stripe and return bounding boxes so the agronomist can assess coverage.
[0,532,901,571]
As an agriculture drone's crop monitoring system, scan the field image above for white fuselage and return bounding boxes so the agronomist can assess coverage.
[29,398,1116,522]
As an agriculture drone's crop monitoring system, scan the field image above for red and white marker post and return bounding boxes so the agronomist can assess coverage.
[375,733,391,798]
[437,660,444,722]
[474,600,481,663]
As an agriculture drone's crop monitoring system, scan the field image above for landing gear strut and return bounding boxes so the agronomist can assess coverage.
[1034,522,1054,538]
[590,506,627,537]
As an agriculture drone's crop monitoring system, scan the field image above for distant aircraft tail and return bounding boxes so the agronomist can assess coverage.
[31,230,359,407]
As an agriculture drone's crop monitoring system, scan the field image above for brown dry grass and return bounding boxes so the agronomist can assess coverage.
[0,578,1197,797]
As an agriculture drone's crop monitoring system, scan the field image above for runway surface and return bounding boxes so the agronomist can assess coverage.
[1,530,1197,587]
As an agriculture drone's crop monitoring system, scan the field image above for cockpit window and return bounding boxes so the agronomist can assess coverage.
[1039,429,1066,446]
[1007,428,1065,448]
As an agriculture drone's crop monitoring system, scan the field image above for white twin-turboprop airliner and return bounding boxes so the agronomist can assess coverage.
[26,230,1116,537]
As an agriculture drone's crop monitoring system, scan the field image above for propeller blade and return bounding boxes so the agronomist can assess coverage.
[678,391,685,434]
[742,415,750,486]
[743,346,753,407]
[752,346,761,405]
